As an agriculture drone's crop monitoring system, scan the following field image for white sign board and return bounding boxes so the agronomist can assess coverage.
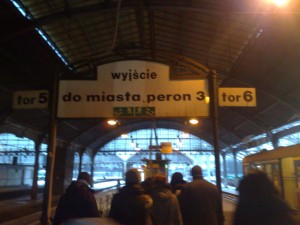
[218,88,256,107]
[13,90,49,109]
[58,60,209,118]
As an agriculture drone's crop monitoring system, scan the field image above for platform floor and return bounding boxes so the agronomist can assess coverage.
[0,192,236,225]
[223,198,236,225]
[0,185,238,224]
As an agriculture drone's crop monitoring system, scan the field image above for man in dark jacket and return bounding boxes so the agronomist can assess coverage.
[52,172,100,225]
[149,174,183,225]
[109,168,153,225]
[178,166,224,225]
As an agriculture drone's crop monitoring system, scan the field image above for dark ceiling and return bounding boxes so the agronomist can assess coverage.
[0,0,300,155]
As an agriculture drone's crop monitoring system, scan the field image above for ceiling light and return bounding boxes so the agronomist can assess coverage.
[189,118,199,125]
[267,0,289,7]
[273,0,289,7]
[205,96,210,104]
[107,119,118,126]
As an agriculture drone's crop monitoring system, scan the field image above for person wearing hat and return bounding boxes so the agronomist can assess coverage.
[109,168,153,225]
[178,165,224,225]
[52,172,100,225]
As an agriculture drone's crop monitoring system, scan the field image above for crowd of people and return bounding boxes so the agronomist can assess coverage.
[52,167,297,225]
[109,166,224,225]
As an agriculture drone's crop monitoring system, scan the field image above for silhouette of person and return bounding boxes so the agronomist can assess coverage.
[109,168,153,225]
[52,172,100,225]
[149,174,183,225]
[178,165,224,225]
[170,172,187,196]
[141,177,153,194]
[233,170,296,225]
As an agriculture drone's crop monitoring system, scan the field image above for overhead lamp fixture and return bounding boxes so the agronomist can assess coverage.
[269,0,289,7]
[121,133,128,138]
[188,118,199,125]
[107,119,118,126]
[205,96,210,104]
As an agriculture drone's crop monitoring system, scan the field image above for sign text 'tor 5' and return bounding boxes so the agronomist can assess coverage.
[13,90,49,109]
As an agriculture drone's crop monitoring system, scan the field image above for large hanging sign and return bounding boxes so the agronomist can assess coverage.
[57,60,209,118]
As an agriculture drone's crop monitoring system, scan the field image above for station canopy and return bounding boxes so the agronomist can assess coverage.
[0,0,300,156]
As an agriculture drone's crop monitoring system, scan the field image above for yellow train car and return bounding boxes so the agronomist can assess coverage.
[242,143,300,210]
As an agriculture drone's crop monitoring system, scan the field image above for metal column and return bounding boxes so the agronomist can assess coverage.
[208,70,222,191]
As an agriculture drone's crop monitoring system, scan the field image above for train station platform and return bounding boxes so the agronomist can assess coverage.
[0,186,237,225]
[4,184,300,225]
[0,196,236,225]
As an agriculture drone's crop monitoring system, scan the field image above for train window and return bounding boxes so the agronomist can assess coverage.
[266,164,271,174]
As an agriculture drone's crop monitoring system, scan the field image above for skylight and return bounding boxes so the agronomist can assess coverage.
[10,0,73,70]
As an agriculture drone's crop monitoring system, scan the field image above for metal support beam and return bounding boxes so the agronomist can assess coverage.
[40,74,59,225]
[208,70,222,191]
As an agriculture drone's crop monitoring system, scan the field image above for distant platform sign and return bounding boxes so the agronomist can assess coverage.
[13,90,49,109]
[218,88,256,107]
[57,60,209,118]
[113,107,155,117]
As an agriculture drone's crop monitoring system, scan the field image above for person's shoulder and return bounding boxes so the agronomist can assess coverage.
[180,181,190,189]
[136,194,153,208]
[189,179,218,190]
[111,191,122,203]
[117,186,153,208]
[201,179,220,189]
[65,181,79,193]
[77,181,93,190]
[127,184,145,194]
[176,181,189,195]
[168,189,180,200]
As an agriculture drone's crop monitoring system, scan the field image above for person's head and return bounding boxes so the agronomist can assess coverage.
[141,177,153,190]
[191,165,203,180]
[238,170,278,198]
[152,174,168,188]
[125,168,141,185]
[77,172,93,185]
[170,172,184,186]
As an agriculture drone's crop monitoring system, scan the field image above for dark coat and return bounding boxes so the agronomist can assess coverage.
[233,192,296,225]
[109,183,153,225]
[234,170,296,225]
[178,178,224,225]
[150,186,183,225]
[52,181,100,225]
[171,181,187,196]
